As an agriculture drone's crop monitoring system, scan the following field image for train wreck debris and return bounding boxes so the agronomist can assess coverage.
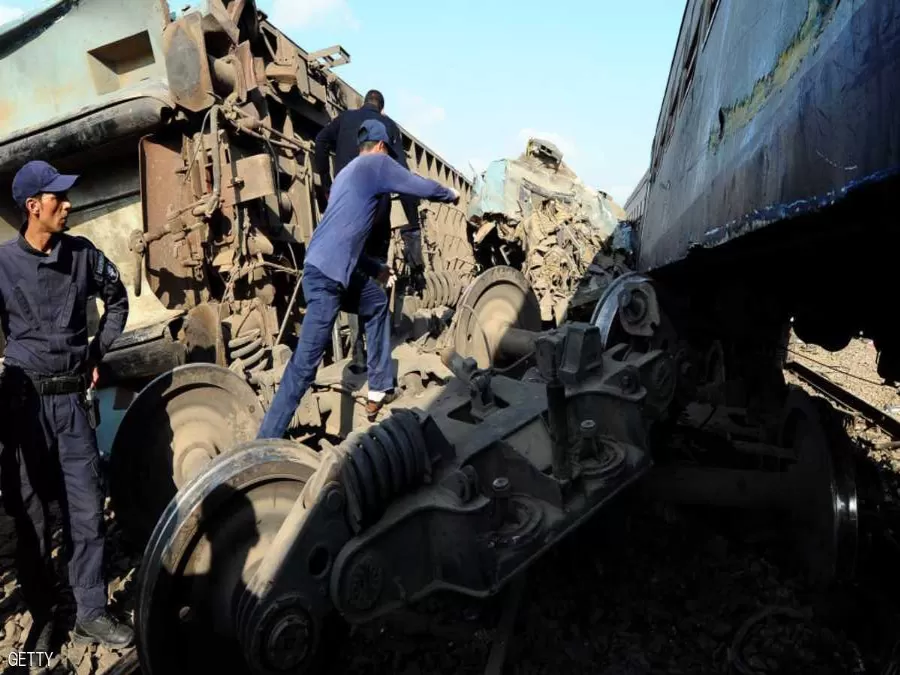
[2,0,899,673]
[136,312,674,675]
[0,0,479,548]
[466,138,633,325]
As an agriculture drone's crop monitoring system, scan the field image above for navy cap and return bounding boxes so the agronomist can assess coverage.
[357,119,396,157]
[12,160,79,208]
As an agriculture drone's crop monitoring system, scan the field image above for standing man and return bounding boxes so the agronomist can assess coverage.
[257,119,458,439]
[314,90,424,370]
[313,88,420,259]
[0,160,133,654]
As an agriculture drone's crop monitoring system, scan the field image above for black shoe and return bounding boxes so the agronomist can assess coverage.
[32,618,53,653]
[72,612,134,648]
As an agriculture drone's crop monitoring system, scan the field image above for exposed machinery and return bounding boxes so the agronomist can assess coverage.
[132,258,862,674]
[0,0,476,545]
[1,1,886,672]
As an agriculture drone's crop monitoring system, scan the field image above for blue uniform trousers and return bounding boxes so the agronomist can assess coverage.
[256,264,393,439]
[0,367,107,622]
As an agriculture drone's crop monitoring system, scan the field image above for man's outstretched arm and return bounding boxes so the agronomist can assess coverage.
[376,154,459,203]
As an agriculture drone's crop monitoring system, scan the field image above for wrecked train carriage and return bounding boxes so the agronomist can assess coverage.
[466,138,634,327]
[634,0,900,391]
[602,0,900,590]
[0,0,476,541]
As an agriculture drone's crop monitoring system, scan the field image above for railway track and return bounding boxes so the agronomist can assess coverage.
[785,358,900,440]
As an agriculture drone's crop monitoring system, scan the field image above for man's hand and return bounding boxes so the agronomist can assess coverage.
[92,366,100,388]
[447,187,460,205]
[377,265,395,288]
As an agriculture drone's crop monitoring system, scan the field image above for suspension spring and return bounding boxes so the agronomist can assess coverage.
[228,327,268,376]
[338,408,432,532]
[420,270,465,309]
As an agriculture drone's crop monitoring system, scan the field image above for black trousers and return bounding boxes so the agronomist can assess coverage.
[0,367,107,622]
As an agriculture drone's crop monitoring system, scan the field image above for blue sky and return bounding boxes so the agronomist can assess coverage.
[0,0,685,205]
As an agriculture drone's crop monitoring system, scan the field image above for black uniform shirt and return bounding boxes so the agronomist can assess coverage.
[314,103,420,232]
[0,232,128,377]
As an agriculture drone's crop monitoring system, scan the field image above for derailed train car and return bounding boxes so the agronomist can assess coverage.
[635,0,900,390]
[0,0,477,542]
[124,3,900,673]
[618,0,900,587]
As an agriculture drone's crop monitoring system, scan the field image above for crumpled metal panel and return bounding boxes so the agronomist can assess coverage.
[467,160,511,223]
[639,0,900,272]
[466,139,630,324]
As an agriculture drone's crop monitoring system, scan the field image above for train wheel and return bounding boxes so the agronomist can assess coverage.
[780,387,859,584]
[109,363,264,547]
[136,440,327,675]
[452,265,542,369]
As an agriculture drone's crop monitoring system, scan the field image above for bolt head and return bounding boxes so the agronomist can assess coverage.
[492,476,510,492]
[325,488,344,513]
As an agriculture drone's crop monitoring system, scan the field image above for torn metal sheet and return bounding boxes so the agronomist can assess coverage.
[466,138,632,324]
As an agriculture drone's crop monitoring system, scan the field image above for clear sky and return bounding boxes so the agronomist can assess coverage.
[0,0,685,205]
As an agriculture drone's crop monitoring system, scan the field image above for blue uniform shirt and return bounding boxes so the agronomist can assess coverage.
[304,152,456,287]
[0,232,128,376]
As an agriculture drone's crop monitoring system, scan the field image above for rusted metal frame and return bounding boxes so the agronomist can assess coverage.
[330,440,649,624]
[328,353,654,623]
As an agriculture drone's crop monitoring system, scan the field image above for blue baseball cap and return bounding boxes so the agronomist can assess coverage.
[357,119,397,157]
[12,160,79,208]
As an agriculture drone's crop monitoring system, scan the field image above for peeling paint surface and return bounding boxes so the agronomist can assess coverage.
[710,0,842,150]
[638,0,900,272]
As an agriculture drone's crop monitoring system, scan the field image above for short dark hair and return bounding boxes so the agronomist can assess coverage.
[364,89,385,111]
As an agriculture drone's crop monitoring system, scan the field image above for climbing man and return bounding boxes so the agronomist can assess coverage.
[313,88,420,259]
[314,89,425,370]
[0,160,134,658]
[256,119,459,439]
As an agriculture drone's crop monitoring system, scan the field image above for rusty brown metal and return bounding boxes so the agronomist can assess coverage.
[219,154,276,208]
[139,135,207,309]
[162,12,216,112]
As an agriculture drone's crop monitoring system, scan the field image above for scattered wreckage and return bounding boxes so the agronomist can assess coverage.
[0,0,477,545]
[466,138,633,326]
[0,1,880,674]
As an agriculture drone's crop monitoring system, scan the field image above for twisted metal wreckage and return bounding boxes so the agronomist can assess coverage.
[0,0,873,673]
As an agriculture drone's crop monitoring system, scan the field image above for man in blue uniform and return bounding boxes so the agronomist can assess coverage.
[256,119,459,439]
[0,160,134,654]
[314,89,424,369]
[313,88,420,257]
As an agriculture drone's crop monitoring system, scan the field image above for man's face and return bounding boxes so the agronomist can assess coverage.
[25,192,71,233]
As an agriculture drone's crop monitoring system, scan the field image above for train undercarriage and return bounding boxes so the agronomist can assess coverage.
[130,251,874,675]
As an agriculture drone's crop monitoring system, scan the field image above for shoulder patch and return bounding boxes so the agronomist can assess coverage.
[91,250,120,284]
[105,259,120,283]
[94,251,106,279]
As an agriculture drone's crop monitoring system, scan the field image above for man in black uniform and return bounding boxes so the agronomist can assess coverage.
[314,88,421,260]
[0,160,133,655]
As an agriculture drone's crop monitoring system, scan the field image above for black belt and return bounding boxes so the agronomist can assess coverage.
[26,372,89,396]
